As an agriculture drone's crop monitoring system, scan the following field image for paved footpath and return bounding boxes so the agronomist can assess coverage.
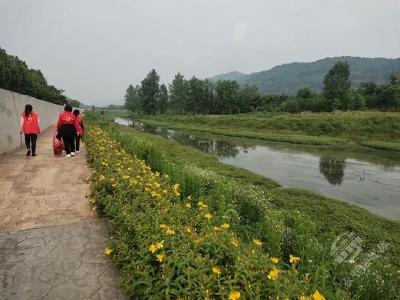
[0,127,127,300]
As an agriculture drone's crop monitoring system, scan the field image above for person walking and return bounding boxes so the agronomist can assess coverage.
[56,105,83,158]
[72,109,84,153]
[20,104,41,156]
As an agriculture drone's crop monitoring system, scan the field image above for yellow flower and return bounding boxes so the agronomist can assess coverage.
[312,290,326,300]
[271,257,279,264]
[230,238,239,247]
[185,203,191,208]
[221,223,230,229]
[156,253,165,263]
[151,191,160,198]
[212,266,222,276]
[155,240,164,250]
[198,201,208,210]
[252,239,262,247]
[204,213,213,220]
[104,247,112,255]
[165,228,175,235]
[213,226,220,231]
[289,255,301,265]
[148,244,157,253]
[159,224,167,229]
[267,267,280,281]
[299,296,310,300]
[183,226,194,234]
[228,290,241,300]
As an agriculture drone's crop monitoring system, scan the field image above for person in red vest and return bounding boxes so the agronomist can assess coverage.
[20,104,41,156]
[56,105,83,158]
[73,109,84,153]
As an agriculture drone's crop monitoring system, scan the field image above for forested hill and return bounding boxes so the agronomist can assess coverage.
[210,56,400,95]
[0,47,67,104]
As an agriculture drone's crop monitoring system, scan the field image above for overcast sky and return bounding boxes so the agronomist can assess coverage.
[1,0,399,105]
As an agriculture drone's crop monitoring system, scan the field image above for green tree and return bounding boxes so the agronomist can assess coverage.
[187,76,210,114]
[124,84,142,113]
[377,84,400,111]
[351,93,366,110]
[296,88,313,99]
[158,84,169,114]
[280,99,300,113]
[323,61,351,111]
[214,80,240,114]
[169,72,188,114]
[140,69,160,115]
[237,85,261,113]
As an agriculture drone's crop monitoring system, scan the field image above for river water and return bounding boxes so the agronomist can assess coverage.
[114,117,400,220]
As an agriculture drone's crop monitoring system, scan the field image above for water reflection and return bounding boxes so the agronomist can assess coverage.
[319,157,346,185]
[131,119,248,159]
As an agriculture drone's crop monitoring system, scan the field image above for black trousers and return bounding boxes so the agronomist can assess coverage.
[75,135,81,151]
[58,124,77,155]
[62,137,75,155]
[24,134,37,154]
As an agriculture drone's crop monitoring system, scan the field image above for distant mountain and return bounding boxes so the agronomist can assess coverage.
[211,56,400,95]
[209,71,249,84]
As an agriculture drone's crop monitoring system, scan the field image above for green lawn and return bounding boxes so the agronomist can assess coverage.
[138,112,400,150]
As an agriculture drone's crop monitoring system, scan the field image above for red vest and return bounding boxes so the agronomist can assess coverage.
[57,111,83,135]
[21,112,40,134]
[58,111,75,125]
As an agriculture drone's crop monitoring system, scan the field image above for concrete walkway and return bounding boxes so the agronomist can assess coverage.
[0,127,127,299]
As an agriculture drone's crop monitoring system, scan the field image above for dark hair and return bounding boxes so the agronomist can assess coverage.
[73,109,80,116]
[24,104,33,117]
[64,105,72,112]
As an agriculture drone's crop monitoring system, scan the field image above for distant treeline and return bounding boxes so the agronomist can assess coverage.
[125,62,400,115]
[0,47,67,105]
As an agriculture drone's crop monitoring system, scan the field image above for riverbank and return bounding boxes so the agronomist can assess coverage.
[138,112,400,150]
[86,113,400,298]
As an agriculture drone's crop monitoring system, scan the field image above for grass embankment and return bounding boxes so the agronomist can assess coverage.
[86,114,400,299]
[138,112,400,149]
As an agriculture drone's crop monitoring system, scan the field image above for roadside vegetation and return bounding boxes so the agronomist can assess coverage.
[86,113,400,299]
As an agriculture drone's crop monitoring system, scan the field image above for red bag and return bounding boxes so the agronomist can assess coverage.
[53,136,63,155]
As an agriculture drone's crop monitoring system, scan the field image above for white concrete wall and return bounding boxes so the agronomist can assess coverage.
[0,88,64,154]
